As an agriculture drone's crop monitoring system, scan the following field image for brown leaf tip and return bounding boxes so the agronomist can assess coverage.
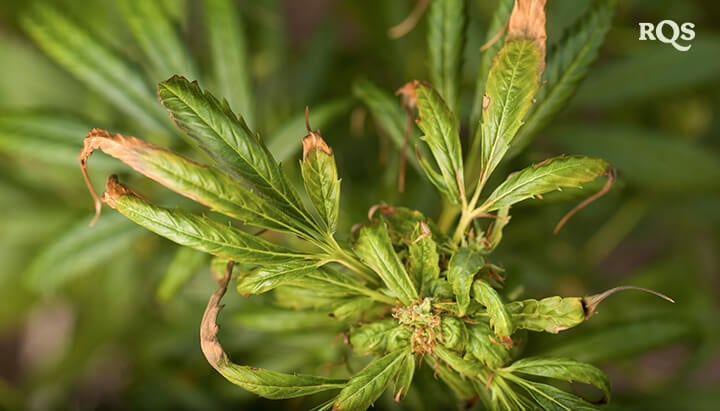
[302,108,333,160]
[507,0,547,72]
[396,80,420,111]
[302,131,333,160]
[101,175,137,209]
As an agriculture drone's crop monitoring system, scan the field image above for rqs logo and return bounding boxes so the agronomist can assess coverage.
[639,20,695,51]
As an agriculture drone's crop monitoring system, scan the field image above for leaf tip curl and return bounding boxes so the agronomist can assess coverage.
[201,261,234,372]
[302,108,333,160]
[583,285,675,319]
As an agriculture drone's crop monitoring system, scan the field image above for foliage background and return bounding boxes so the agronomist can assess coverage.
[0,0,718,410]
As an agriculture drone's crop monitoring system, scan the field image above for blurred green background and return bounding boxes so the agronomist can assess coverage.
[0,0,718,410]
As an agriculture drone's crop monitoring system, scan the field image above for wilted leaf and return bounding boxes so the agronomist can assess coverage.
[505,296,585,334]
[201,264,345,399]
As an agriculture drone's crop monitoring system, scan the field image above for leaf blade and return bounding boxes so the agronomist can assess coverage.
[504,357,610,402]
[446,247,485,316]
[21,3,170,132]
[333,349,410,410]
[415,83,465,205]
[510,0,616,155]
[483,156,610,211]
[427,0,465,113]
[118,0,198,81]
[354,222,418,304]
[204,0,255,128]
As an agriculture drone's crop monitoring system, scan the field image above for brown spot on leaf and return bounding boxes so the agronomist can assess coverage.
[482,95,491,111]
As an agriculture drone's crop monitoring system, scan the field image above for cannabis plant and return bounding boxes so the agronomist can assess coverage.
[74,0,678,409]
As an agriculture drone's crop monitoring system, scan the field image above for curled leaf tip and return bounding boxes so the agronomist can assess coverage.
[396,80,420,112]
[304,106,312,133]
[79,128,109,226]
[554,168,615,234]
[101,175,142,209]
[301,108,333,159]
[201,261,234,372]
[583,285,675,319]
[387,0,430,39]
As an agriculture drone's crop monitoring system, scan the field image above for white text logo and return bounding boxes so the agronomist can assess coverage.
[638,21,695,51]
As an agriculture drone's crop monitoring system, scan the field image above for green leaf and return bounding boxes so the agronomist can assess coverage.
[0,113,112,169]
[408,222,440,294]
[504,357,610,402]
[106,184,310,265]
[118,0,198,80]
[433,346,484,379]
[157,76,315,233]
[469,0,514,139]
[510,0,616,155]
[267,99,351,163]
[446,247,485,316]
[424,356,476,400]
[505,296,585,334]
[82,130,317,236]
[483,156,610,211]
[301,134,340,233]
[354,221,418,304]
[333,349,410,410]
[234,305,340,332]
[21,3,170,132]
[352,79,422,174]
[331,297,378,322]
[476,39,543,185]
[549,125,720,193]
[285,268,386,302]
[575,36,720,107]
[156,246,209,302]
[202,263,345,400]
[24,214,144,292]
[427,0,465,113]
[237,260,319,295]
[204,0,255,128]
[466,322,512,369]
[391,350,416,401]
[349,319,397,356]
[509,0,616,155]
[415,83,465,205]
[511,377,599,411]
[540,317,695,363]
[472,280,513,337]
